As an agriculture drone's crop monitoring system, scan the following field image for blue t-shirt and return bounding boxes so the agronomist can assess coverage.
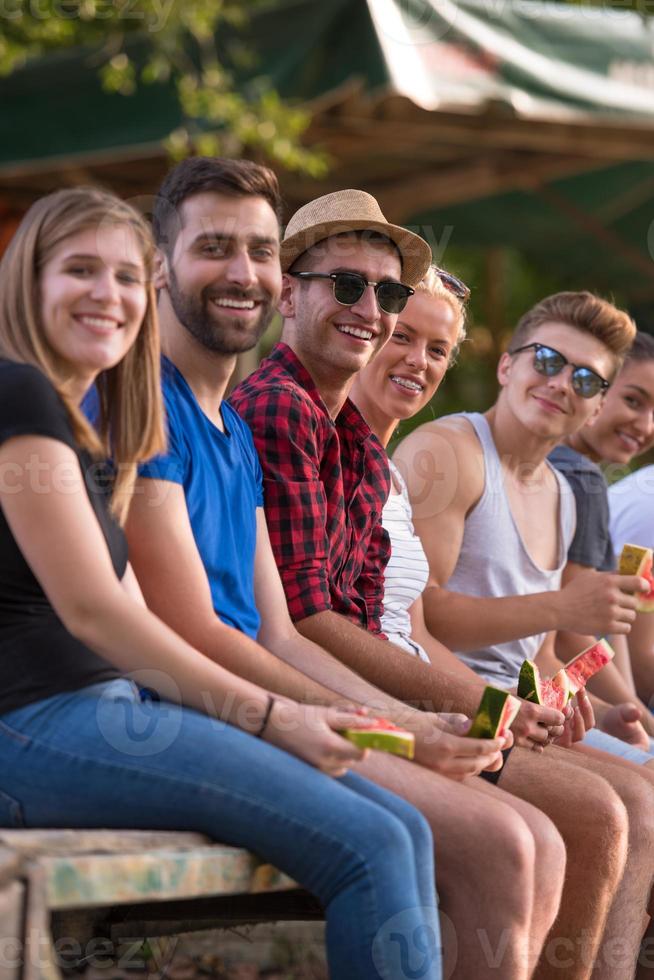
[139,357,264,638]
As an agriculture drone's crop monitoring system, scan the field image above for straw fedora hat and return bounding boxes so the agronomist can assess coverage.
[280,189,432,288]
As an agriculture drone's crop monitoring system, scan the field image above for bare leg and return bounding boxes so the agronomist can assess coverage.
[500,746,629,980]
[472,776,566,972]
[568,744,654,980]
[356,752,548,980]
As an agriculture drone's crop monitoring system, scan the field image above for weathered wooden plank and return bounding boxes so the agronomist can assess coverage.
[0,881,24,980]
[0,830,209,857]
[39,848,295,910]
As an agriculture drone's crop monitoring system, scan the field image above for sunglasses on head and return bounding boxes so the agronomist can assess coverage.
[510,342,611,399]
[434,266,470,301]
[289,271,414,315]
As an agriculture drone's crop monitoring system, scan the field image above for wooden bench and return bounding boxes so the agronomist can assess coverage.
[0,830,321,980]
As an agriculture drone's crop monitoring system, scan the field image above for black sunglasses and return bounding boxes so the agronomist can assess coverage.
[434,266,470,301]
[510,342,610,399]
[289,271,413,315]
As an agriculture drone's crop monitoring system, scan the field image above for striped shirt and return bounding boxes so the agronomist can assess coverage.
[381,462,431,662]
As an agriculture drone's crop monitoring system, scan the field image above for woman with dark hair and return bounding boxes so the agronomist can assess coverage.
[0,187,441,980]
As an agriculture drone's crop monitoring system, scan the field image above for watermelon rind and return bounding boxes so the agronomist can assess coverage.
[618,543,652,577]
[468,686,519,739]
[340,728,415,759]
[549,668,572,707]
[517,660,543,704]
[619,544,654,613]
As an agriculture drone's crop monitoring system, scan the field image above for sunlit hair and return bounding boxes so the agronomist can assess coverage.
[153,156,282,256]
[415,265,467,362]
[0,187,165,524]
[624,330,654,365]
[509,291,636,378]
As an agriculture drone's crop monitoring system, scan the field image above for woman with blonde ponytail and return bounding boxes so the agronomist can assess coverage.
[0,187,440,980]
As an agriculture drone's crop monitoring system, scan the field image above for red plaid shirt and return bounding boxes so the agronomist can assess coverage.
[230,343,391,633]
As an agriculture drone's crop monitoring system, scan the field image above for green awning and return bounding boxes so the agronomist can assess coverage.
[3,0,654,172]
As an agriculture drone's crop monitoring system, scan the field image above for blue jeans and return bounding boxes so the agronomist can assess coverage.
[0,680,441,980]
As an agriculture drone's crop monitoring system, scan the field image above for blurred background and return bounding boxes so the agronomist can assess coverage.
[2,0,654,443]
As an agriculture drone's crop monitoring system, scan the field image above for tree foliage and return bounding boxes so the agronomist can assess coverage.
[0,0,327,175]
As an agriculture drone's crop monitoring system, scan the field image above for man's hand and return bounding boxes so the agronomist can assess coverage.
[555,688,595,748]
[408,712,508,780]
[557,569,648,636]
[509,699,566,752]
[599,702,651,752]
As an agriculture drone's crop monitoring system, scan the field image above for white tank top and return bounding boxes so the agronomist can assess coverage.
[381,461,431,662]
[446,413,576,686]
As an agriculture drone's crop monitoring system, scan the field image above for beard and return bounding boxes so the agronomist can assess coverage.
[166,268,275,355]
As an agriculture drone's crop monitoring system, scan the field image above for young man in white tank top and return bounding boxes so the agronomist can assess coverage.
[395,291,654,979]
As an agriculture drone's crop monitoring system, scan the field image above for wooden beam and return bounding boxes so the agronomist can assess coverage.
[281,154,606,221]
[308,106,654,162]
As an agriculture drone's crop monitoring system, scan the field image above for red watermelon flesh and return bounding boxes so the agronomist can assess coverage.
[636,554,654,612]
[565,639,615,695]
[539,670,571,711]
[497,695,521,738]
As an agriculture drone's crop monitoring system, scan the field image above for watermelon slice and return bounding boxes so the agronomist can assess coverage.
[564,639,615,695]
[518,660,543,703]
[518,661,571,709]
[618,543,654,613]
[340,717,415,759]
[468,686,520,739]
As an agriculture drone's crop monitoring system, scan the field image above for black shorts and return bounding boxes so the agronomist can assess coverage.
[478,747,513,786]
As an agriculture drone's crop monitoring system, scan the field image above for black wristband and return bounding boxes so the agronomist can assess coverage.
[255,694,275,738]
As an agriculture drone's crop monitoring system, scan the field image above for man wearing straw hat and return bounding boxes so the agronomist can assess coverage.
[231,186,654,978]
[127,160,570,977]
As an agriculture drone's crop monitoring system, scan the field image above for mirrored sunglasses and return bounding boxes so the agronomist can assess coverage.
[510,342,610,399]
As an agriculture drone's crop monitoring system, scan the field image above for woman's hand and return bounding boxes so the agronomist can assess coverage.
[261,700,374,777]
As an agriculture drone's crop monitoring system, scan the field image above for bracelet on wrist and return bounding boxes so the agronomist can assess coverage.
[255,694,275,738]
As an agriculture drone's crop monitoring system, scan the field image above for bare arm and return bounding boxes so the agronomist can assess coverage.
[625,611,654,706]
[555,561,654,734]
[393,421,644,649]
[538,630,653,747]
[409,594,564,748]
[121,562,146,607]
[254,510,437,713]
[125,478,342,707]
[296,607,482,715]
[0,435,376,774]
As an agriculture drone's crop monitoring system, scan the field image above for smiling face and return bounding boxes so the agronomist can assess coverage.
[351,292,459,441]
[498,321,617,441]
[39,223,147,386]
[575,358,654,463]
[280,233,403,381]
[163,191,281,355]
